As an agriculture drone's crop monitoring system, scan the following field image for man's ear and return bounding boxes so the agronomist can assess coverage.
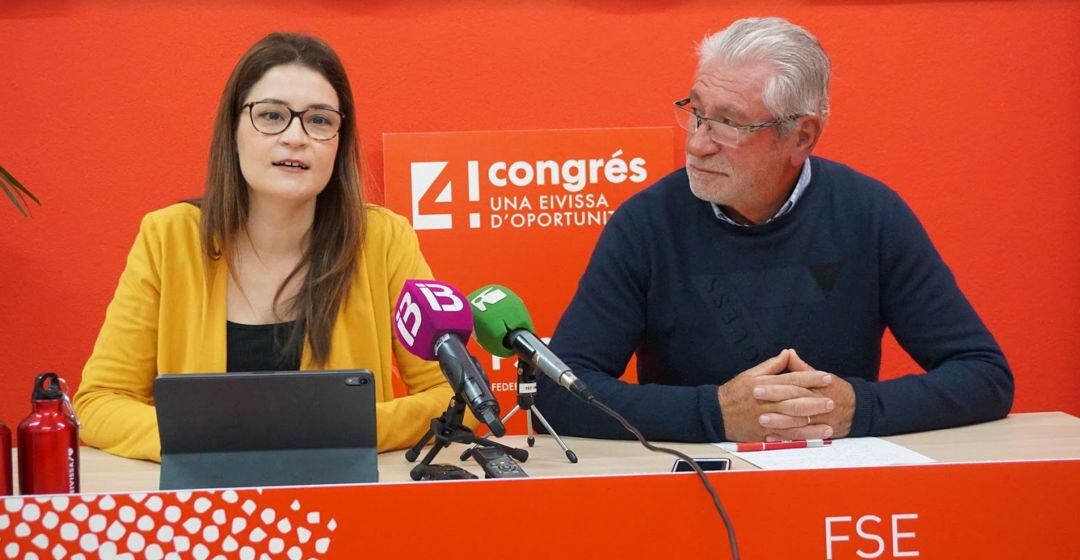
[789,115,823,165]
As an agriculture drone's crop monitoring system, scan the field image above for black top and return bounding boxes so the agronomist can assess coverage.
[226,320,301,373]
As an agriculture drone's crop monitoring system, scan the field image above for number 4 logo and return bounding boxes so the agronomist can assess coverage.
[410,161,482,230]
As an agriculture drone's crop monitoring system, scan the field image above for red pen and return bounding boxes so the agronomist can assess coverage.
[719,439,833,452]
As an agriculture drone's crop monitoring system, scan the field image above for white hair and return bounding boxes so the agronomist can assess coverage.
[698,17,830,132]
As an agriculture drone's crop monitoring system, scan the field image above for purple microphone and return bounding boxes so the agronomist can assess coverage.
[394,280,505,436]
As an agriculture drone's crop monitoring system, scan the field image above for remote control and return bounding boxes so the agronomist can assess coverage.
[420,463,478,481]
[472,447,529,478]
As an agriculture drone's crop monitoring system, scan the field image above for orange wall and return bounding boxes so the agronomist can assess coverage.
[1,1,1077,432]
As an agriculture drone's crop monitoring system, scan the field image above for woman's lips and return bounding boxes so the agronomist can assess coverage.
[272,161,309,173]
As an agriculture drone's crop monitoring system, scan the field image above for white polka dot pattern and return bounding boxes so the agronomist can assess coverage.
[0,491,338,558]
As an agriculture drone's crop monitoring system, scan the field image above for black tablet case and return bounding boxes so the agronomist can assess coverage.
[154,370,378,490]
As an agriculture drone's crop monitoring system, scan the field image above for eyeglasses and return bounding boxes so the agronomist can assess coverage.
[242,101,345,141]
[673,98,801,146]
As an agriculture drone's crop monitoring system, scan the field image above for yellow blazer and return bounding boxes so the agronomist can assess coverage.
[73,203,456,461]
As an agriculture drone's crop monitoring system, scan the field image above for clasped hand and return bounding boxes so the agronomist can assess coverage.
[717,349,854,442]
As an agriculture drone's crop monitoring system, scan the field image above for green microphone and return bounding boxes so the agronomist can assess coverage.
[469,285,533,357]
[468,285,594,403]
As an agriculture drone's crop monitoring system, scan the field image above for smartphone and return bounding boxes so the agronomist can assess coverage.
[671,457,732,472]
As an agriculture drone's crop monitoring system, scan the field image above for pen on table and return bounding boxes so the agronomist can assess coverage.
[718,439,833,453]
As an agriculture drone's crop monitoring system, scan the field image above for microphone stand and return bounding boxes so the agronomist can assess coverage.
[460,360,578,463]
[405,396,529,481]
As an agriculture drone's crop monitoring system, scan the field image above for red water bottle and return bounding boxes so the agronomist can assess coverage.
[17,373,80,494]
[0,421,11,496]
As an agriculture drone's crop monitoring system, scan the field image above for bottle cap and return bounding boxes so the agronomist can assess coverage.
[32,372,63,401]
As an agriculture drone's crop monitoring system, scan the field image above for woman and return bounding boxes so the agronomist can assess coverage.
[73,33,453,461]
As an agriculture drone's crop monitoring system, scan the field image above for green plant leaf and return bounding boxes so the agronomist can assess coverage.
[0,165,40,204]
[0,165,40,217]
[1,181,29,217]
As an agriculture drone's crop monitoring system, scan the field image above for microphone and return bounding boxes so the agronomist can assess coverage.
[468,285,595,403]
[470,286,739,557]
[393,280,505,437]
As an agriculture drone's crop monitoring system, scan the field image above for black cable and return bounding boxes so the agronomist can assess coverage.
[589,399,740,560]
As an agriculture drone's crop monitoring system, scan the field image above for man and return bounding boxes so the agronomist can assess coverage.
[535,17,1013,443]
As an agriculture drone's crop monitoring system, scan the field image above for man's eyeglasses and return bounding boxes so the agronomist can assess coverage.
[242,101,345,142]
[673,98,801,146]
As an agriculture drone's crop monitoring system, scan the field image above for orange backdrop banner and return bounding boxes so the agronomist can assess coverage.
[383,127,674,428]
[1,1,1077,432]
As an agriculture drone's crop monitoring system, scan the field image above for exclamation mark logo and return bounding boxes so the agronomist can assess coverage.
[468,161,481,229]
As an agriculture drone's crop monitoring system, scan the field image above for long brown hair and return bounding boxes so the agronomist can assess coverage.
[201,32,364,365]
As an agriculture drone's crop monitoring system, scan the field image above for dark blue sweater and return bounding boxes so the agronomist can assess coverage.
[536,157,1013,442]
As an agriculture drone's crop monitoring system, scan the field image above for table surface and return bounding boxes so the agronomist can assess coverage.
[13,411,1079,494]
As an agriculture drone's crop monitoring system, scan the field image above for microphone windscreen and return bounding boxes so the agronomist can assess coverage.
[468,285,535,358]
[394,280,474,361]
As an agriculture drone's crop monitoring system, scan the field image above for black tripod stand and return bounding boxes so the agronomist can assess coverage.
[405,396,529,481]
[460,361,578,463]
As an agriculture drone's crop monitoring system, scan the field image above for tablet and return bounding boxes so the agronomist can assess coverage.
[154,369,377,490]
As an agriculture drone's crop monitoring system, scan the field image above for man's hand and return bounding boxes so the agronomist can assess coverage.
[753,349,856,441]
[717,349,835,441]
